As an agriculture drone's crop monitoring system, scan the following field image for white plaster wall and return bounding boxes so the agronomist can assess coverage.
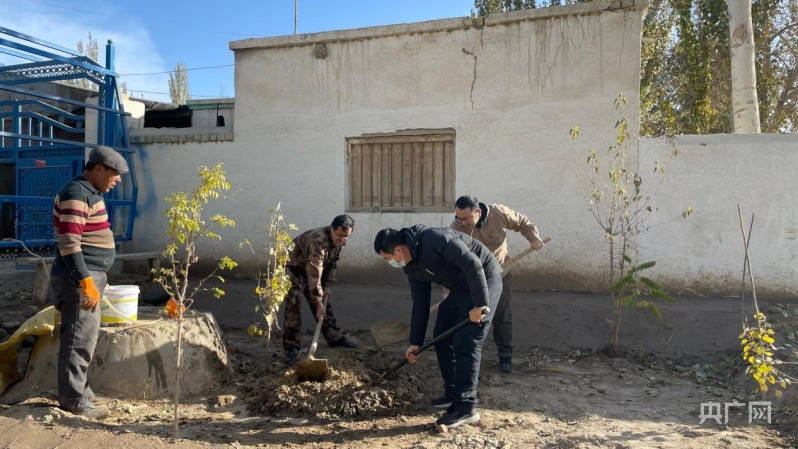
[214,3,644,284]
[141,3,798,298]
[637,134,798,297]
[125,2,798,297]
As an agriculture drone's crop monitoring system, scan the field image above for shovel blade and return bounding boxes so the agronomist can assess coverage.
[294,358,329,382]
[370,320,410,348]
[33,261,51,305]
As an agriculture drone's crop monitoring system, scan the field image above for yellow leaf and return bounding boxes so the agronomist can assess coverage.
[247,324,259,338]
[775,390,783,398]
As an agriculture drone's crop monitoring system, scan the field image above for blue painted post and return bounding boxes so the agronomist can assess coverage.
[102,39,116,146]
[12,102,20,149]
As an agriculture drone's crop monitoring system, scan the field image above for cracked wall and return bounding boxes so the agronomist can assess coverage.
[122,2,798,296]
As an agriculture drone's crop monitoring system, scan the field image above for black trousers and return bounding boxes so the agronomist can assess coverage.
[492,272,514,358]
[432,275,502,410]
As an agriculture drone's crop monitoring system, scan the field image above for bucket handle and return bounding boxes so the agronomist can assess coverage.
[101,295,136,323]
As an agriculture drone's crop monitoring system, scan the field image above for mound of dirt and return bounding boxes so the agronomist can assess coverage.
[248,350,439,419]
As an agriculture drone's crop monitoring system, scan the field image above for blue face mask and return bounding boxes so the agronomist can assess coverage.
[388,251,406,268]
[388,258,405,268]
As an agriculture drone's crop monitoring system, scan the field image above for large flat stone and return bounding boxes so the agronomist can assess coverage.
[2,309,229,402]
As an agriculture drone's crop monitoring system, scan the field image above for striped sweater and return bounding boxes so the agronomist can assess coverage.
[52,175,116,280]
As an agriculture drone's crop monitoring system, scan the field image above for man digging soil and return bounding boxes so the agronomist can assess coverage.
[283,215,358,367]
[451,195,546,374]
[373,225,501,430]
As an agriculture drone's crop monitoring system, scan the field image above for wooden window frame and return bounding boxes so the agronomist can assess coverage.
[346,130,455,213]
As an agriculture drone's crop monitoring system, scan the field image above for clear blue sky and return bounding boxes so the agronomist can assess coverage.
[3,0,474,103]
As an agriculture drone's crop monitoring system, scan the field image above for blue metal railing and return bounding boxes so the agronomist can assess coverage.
[0,27,138,254]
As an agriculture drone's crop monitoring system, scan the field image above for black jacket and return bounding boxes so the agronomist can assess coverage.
[398,225,502,345]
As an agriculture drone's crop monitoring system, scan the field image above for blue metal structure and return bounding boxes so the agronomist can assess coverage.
[0,27,138,257]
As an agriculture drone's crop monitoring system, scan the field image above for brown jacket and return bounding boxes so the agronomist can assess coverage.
[286,226,341,299]
[451,203,541,264]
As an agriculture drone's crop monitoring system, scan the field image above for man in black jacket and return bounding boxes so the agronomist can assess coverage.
[374,225,502,429]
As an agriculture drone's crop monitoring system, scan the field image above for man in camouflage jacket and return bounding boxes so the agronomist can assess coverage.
[282,214,357,366]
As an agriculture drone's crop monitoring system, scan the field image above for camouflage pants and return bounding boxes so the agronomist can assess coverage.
[282,276,344,352]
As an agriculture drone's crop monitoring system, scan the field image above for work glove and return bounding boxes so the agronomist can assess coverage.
[79,277,101,311]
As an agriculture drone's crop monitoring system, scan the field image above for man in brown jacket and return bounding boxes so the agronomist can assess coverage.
[282,214,357,366]
[451,195,545,373]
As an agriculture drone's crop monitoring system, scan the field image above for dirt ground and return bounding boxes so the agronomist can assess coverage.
[0,267,797,448]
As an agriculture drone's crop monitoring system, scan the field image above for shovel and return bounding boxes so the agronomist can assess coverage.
[372,311,487,385]
[33,259,52,304]
[370,237,551,347]
[294,295,330,382]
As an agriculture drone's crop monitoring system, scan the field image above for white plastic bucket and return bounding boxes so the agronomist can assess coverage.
[101,285,139,326]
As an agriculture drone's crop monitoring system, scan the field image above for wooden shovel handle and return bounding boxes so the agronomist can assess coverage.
[373,311,486,385]
[500,236,551,272]
[307,294,328,359]
[433,236,551,313]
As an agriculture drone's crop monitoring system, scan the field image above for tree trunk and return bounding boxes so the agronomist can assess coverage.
[173,311,183,438]
[728,0,761,133]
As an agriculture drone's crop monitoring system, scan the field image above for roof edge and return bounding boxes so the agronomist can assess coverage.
[229,0,648,51]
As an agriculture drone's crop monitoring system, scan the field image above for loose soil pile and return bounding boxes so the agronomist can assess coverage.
[248,349,441,419]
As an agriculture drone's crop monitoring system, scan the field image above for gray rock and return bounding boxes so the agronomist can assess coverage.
[0,328,7,339]
[763,304,782,314]
[1,321,20,332]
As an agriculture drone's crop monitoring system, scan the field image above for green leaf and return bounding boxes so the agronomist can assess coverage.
[648,288,676,303]
[610,275,635,292]
[641,301,663,321]
[616,293,639,307]
[635,261,656,271]
[639,276,659,289]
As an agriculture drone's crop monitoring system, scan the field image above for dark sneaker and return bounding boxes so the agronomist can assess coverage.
[329,336,357,349]
[435,407,480,428]
[499,357,513,374]
[84,387,108,405]
[430,395,453,409]
[284,350,298,367]
[68,405,110,420]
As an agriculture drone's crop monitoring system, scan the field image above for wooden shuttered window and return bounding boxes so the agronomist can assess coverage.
[347,131,455,212]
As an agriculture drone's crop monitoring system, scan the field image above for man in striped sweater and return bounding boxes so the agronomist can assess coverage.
[50,146,128,420]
